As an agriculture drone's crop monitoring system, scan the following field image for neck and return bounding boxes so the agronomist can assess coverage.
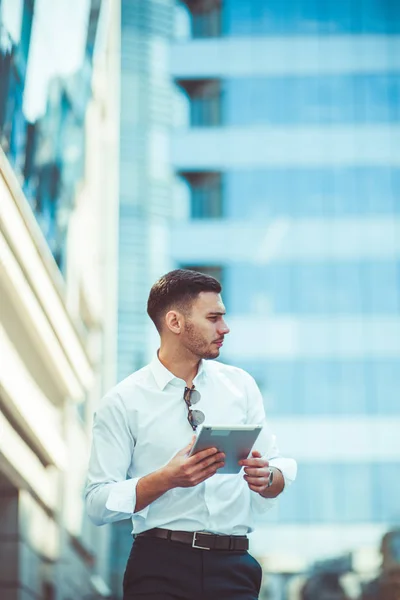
[158,344,201,387]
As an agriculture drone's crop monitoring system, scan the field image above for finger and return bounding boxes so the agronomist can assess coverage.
[197,452,225,471]
[244,467,269,477]
[239,458,269,468]
[248,483,268,493]
[244,475,269,487]
[183,456,224,485]
[188,446,219,464]
[251,450,262,458]
[196,454,225,473]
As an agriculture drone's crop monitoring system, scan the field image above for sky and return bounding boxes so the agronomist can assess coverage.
[1,0,92,121]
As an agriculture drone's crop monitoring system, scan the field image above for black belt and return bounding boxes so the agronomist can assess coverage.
[137,528,249,551]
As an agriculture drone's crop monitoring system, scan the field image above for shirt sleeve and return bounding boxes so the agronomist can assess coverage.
[243,371,297,515]
[84,392,149,526]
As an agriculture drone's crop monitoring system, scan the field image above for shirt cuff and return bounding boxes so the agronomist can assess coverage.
[105,478,150,518]
[269,457,298,493]
[250,457,297,515]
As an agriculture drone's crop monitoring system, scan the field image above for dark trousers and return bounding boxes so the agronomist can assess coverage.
[123,535,262,600]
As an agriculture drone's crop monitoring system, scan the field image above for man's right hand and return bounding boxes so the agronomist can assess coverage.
[134,437,225,513]
[163,436,225,489]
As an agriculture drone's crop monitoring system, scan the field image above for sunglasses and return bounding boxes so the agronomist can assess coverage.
[183,386,205,431]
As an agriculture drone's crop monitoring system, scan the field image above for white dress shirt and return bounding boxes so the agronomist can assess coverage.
[85,355,297,535]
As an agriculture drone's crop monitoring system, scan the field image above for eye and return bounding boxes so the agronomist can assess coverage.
[208,316,218,322]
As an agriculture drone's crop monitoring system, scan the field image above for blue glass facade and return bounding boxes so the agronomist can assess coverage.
[223,0,400,35]
[0,1,34,172]
[224,74,400,125]
[275,463,400,524]
[0,0,97,272]
[118,0,174,380]
[225,168,400,218]
[174,0,400,532]
[226,262,400,315]
[230,358,400,415]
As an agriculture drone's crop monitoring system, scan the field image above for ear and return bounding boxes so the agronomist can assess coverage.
[164,310,183,335]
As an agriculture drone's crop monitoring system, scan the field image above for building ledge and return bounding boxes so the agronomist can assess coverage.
[0,147,94,400]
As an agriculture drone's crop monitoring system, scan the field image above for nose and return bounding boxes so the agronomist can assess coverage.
[218,320,230,336]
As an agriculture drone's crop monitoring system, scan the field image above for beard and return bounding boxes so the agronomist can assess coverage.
[183,320,220,360]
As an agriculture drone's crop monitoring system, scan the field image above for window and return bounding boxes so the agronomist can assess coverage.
[223,75,400,126]
[19,0,34,74]
[224,168,400,219]
[180,171,223,219]
[236,358,399,416]
[217,261,399,317]
[177,79,222,127]
[376,465,400,525]
[182,0,222,38]
[223,0,400,36]
[371,360,400,414]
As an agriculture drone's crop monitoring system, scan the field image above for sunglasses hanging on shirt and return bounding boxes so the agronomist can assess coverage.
[183,386,205,431]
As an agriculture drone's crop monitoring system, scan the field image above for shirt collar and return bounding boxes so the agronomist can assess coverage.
[150,352,206,391]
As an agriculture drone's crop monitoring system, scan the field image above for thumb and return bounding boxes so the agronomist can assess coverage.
[179,435,196,456]
[251,450,262,458]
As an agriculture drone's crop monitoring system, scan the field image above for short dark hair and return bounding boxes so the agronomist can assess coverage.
[147,269,222,332]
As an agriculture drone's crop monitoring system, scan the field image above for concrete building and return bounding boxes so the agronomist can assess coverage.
[0,0,120,597]
[170,0,400,594]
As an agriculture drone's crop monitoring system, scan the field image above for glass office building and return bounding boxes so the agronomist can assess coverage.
[171,0,400,576]
[113,0,175,595]
[117,0,174,382]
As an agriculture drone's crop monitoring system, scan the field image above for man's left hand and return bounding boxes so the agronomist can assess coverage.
[239,451,284,498]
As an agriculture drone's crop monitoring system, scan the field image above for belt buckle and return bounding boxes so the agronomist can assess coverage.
[192,531,211,550]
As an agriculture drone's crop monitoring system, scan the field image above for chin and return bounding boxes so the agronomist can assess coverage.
[205,348,220,360]
[192,344,220,360]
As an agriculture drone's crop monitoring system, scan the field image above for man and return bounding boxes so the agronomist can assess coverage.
[85,269,297,600]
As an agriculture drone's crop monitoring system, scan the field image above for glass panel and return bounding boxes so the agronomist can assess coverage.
[376,464,400,523]
[365,261,400,313]
[223,0,400,36]
[267,264,295,313]
[223,75,400,126]
[229,262,399,316]
[225,168,399,218]
[371,360,400,414]
[235,358,400,416]
[264,361,300,414]
[341,464,374,522]
[226,264,252,313]
[278,464,394,524]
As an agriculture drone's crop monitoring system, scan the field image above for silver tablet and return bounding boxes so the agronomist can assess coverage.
[188,424,263,474]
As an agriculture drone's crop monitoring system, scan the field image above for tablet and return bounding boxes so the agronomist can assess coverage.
[188,424,263,474]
